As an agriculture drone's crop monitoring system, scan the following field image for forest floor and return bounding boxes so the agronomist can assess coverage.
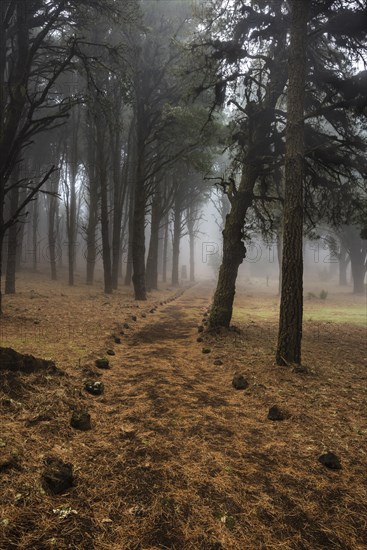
[0,272,366,550]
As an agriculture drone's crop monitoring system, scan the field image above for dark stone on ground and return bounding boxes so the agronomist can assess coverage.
[131,315,137,322]
[106,349,115,356]
[198,325,204,333]
[42,456,73,494]
[267,405,286,421]
[319,452,342,470]
[95,358,110,369]
[202,348,211,354]
[123,323,130,329]
[150,309,155,313]
[0,451,20,471]
[214,359,223,366]
[141,312,147,318]
[84,381,104,396]
[197,337,203,343]
[232,374,249,390]
[114,336,121,344]
[0,347,57,374]
[70,410,91,431]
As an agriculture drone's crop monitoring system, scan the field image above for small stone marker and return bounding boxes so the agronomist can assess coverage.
[42,457,73,494]
[106,349,115,356]
[318,452,342,470]
[267,405,286,421]
[202,348,211,354]
[214,359,223,366]
[232,374,249,390]
[70,410,91,431]
[84,381,104,396]
[95,358,109,369]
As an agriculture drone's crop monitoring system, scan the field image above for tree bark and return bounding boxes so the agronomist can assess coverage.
[338,241,349,286]
[187,213,195,283]
[276,0,309,366]
[5,171,20,293]
[146,190,161,291]
[162,215,169,284]
[171,196,182,287]
[209,173,255,328]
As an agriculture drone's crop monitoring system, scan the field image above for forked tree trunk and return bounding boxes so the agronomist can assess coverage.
[276,0,309,366]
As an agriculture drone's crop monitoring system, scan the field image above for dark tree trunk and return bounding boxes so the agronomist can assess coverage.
[338,242,349,286]
[276,0,309,366]
[132,176,147,299]
[124,183,134,286]
[171,197,182,287]
[349,240,366,294]
[187,215,195,283]
[32,196,39,272]
[5,174,19,293]
[146,190,161,291]
[0,228,4,315]
[209,167,257,328]
[277,229,283,295]
[85,108,98,286]
[162,215,169,284]
[47,171,59,281]
[97,119,113,295]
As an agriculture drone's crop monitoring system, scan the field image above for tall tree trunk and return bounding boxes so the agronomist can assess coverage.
[162,215,169,284]
[5,170,20,293]
[32,195,39,272]
[338,241,349,286]
[124,183,134,286]
[276,0,309,366]
[0,228,4,315]
[187,214,195,283]
[349,240,366,294]
[131,100,147,300]
[146,190,161,291]
[171,197,182,287]
[47,172,59,281]
[132,176,147,299]
[85,108,98,286]
[209,166,257,328]
[277,228,283,295]
[97,118,113,294]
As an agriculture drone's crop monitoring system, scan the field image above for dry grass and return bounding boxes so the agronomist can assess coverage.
[0,272,366,549]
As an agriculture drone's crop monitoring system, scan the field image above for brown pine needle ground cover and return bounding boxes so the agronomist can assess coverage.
[0,272,366,549]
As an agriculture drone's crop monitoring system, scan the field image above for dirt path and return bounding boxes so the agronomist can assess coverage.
[1,281,366,550]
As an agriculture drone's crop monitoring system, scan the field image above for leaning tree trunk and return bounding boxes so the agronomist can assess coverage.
[209,166,257,328]
[276,0,309,366]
